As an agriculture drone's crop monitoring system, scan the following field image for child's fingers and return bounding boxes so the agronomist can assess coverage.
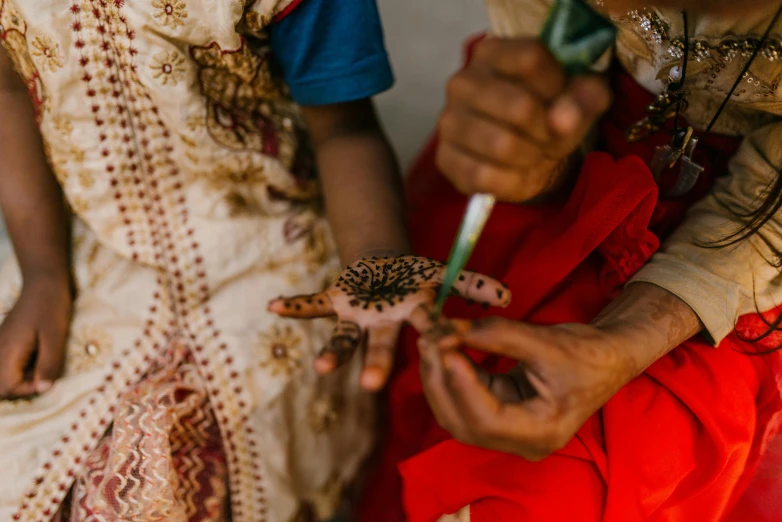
[326,319,363,364]
[0,329,36,398]
[449,271,511,308]
[361,321,402,392]
[268,293,334,318]
[408,303,436,334]
[34,327,66,393]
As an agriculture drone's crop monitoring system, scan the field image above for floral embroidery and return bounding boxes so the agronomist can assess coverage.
[30,36,63,72]
[151,50,187,85]
[257,324,302,376]
[202,159,268,216]
[67,327,112,374]
[188,41,306,168]
[152,0,188,29]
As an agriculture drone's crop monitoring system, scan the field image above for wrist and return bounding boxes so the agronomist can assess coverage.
[522,151,584,205]
[22,267,73,298]
[343,245,412,266]
[590,283,702,375]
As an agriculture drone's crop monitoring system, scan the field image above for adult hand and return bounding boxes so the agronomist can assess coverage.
[269,255,511,392]
[437,37,611,202]
[419,317,637,461]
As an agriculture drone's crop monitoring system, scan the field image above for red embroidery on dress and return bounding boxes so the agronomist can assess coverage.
[10,1,268,520]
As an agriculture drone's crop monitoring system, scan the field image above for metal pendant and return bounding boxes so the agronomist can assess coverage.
[649,126,692,181]
[647,126,704,198]
[666,136,704,198]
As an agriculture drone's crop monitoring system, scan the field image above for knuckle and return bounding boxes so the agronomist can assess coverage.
[488,130,519,161]
[437,110,460,138]
[506,95,533,128]
[476,420,503,440]
[445,72,477,102]
[544,425,570,453]
[472,164,499,193]
[472,38,500,63]
[518,42,548,75]
[451,427,473,445]
[578,76,613,115]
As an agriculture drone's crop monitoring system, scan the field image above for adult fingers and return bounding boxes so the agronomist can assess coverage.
[548,75,612,145]
[407,303,436,335]
[314,320,363,374]
[487,364,539,403]
[436,141,558,201]
[361,321,402,392]
[441,351,505,443]
[418,336,466,436]
[268,292,334,318]
[438,108,549,170]
[460,318,551,362]
[444,69,552,143]
[470,38,567,101]
[443,352,560,459]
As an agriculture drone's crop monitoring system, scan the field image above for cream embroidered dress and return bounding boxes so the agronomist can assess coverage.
[0,1,373,521]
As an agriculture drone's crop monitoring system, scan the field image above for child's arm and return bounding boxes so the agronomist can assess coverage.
[263,0,511,391]
[0,46,72,398]
[300,99,409,264]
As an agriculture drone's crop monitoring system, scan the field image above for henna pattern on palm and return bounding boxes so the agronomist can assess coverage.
[268,255,512,391]
[338,257,444,312]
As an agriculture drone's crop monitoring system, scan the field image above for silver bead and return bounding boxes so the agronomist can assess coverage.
[85,343,99,357]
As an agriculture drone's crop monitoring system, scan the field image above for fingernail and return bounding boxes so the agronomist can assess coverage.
[551,97,582,134]
[36,380,53,393]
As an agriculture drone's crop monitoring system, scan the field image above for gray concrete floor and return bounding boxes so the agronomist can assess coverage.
[0,2,487,261]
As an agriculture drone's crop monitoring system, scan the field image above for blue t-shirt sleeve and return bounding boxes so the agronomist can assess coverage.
[268,0,394,106]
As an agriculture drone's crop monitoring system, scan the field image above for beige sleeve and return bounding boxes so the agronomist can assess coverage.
[484,0,613,69]
[631,121,782,344]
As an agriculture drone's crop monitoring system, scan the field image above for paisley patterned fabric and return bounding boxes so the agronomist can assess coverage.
[0,1,374,521]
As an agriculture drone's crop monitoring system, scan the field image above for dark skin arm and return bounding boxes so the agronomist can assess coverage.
[0,45,72,398]
[270,101,512,391]
[300,100,410,265]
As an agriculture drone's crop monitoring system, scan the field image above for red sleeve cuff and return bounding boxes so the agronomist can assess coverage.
[272,0,305,23]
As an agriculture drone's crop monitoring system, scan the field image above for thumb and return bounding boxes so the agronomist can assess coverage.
[0,329,37,397]
[34,329,66,393]
[458,318,552,363]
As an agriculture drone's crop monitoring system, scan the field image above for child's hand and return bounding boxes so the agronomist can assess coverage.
[0,277,72,398]
[268,255,511,391]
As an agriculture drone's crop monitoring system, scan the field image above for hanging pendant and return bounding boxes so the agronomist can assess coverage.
[649,126,693,182]
[666,136,704,197]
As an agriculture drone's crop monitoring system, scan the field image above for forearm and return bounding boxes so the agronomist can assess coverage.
[302,100,410,265]
[591,282,703,378]
[0,50,70,285]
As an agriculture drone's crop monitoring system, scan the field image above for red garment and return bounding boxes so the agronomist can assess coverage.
[359,41,782,522]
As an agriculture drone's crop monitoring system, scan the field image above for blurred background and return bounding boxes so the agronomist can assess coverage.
[0,0,488,261]
[377,0,487,169]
